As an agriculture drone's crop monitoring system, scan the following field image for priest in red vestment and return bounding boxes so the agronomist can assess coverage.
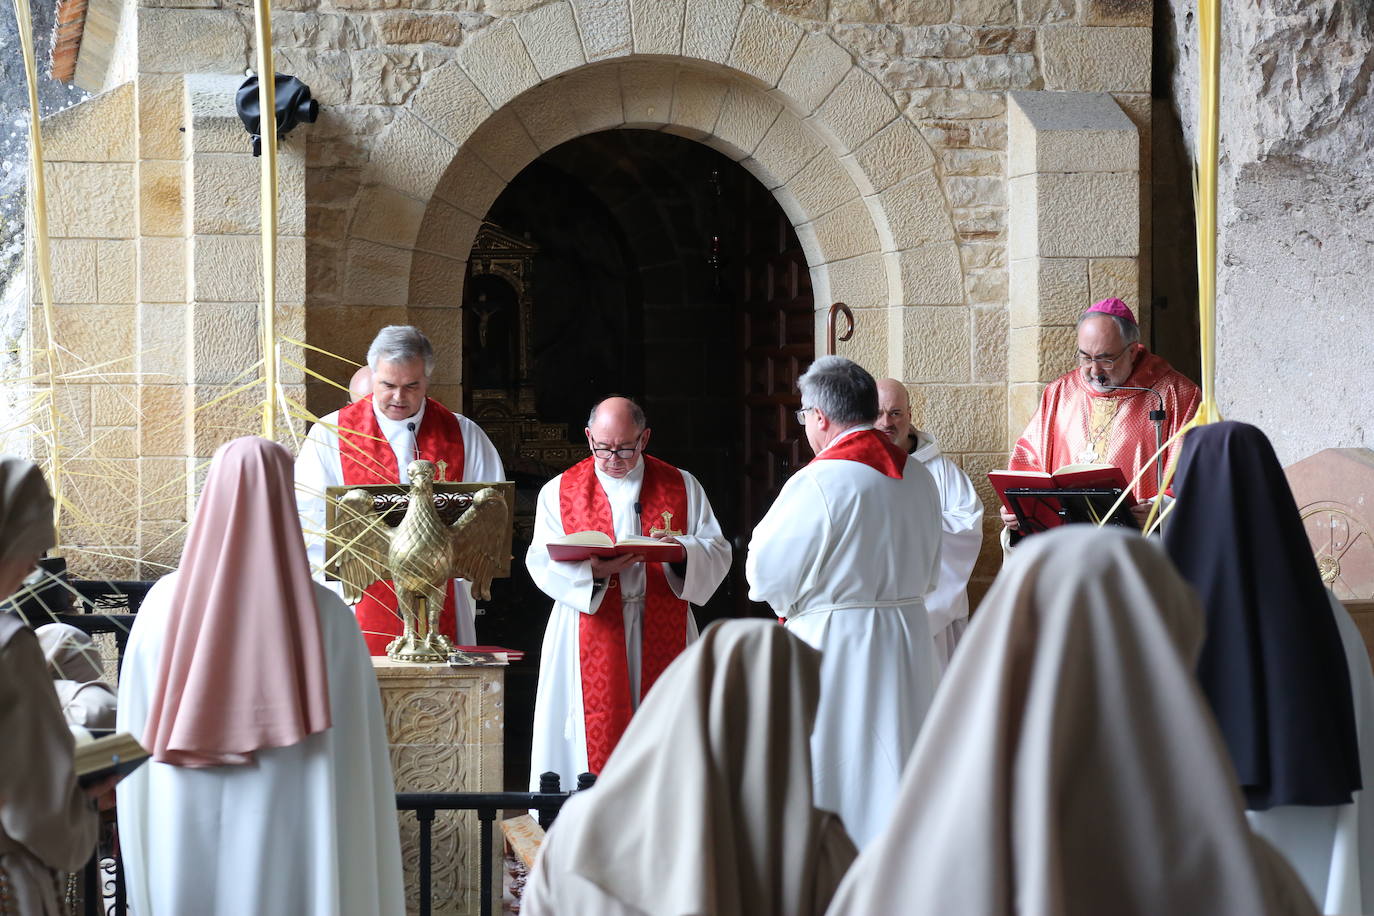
[295,326,505,654]
[1003,298,1201,530]
[525,397,731,793]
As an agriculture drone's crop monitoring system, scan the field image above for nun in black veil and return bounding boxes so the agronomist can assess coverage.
[1163,420,1374,913]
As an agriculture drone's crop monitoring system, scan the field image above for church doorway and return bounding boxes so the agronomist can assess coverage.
[463,130,814,785]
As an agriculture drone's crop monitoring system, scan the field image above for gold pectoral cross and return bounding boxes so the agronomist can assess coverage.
[649,510,684,538]
[434,459,450,482]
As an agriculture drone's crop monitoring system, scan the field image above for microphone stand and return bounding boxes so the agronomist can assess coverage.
[1099,378,1166,498]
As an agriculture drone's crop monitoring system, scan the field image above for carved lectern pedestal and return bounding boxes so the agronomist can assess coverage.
[373,658,504,916]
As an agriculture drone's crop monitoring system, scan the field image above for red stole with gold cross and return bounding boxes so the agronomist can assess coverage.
[811,428,907,478]
[558,454,689,774]
[337,395,467,656]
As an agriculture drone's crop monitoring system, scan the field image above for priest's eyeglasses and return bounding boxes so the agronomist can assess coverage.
[1076,345,1131,368]
[795,406,816,425]
[590,437,644,459]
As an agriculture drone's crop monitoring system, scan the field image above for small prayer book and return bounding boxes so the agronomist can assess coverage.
[988,464,1136,532]
[546,531,686,563]
[74,732,149,787]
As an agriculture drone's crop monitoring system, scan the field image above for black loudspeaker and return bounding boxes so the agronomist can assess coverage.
[235,72,320,157]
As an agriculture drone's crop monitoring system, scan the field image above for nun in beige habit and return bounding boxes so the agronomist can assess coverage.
[523,619,856,916]
[0,457,99,916]
[826,526,1317,916]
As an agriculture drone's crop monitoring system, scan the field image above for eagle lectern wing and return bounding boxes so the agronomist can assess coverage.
[448,487,509,601]
[331,488,392,604]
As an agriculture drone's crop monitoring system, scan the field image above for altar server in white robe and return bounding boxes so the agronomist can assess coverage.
[526,397,731,793]
[524,620,856,916]
[876,378,983,674]
[827,527,1318,916]
[117,437,404,916]
[295,325,504,652]
[748,356,943,849]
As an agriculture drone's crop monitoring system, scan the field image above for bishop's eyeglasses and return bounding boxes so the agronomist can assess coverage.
[590,434,645,459]
[1075,345,1131,369]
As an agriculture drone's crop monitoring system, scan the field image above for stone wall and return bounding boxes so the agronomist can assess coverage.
[1161,0,1373,465]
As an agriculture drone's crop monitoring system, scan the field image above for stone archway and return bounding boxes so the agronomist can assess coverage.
[328,0,965,407]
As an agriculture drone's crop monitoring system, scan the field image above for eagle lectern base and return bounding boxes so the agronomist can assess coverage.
[373,657,506,916]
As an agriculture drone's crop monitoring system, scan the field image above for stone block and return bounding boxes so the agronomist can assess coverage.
[139,158,183,238]
[1007,381,1044,444]
[348,51,422,106]
[972,303,1008,381]
[831,304,889,378]
[185,75,250,155]
[669,70,731,138]
[1084,0,1150,27]
[190,384,262,455]
[138,457,190,523]
[890,306,972,382]
[415,200,481,261]
[571,0,633,61]
[36,239,97,304]
[621,62,677,127]
[516,2,586,79]
[872,171,952,252]
[806,198,880,265]
[775,31,851,116]
[368,110,456,201]
[91,385,139,428]
[967,266,1008,304]
[909,384,1005,452]
[789,153,860,224]
[458,18,542,110]
[408,252,466,310]
[960,240,1005,271]
[137,8,248,75]
[681,0,743,65]
[41,82,134,163]
[1028,171,1139,258]
[940,148,1004,177]
[1008,324,1075,383]
[1040,26,1151,94]
[818,252,887,311]
[139,303,188,381]
[1017,0,1075,22]
[138,385,188,457]
[410,63,495,149]
[727,4,803,89]
[97,239,136,304]
[510,83,583,152]
[711,82,782,160]
[140,237,187,305]
[830,0,951,24]
[1088,257,1138,313]
[844,118,936,196]
[891,243,965,306]
[61,457,140,537]
[191,302,259,385]
[52,304,135,375]
[812,67,897,154]
[273,48,354,109]
[465,107,543,183]
[750,110,826,189]
[137,75,185,162]
[944,176,1005,210]
[43,162,136,239]
[191,234,260,302]
[630,0,684,55]
[349,185,428,249]
[1007,91,1138,177]
[342,242,411,308]
[954,0,1016,24]
[433,149,508,220]
[377,12,482,47]
[1008,256,1088,328]
[562,66,628,134]
[139,519,191,577]
[189,153,299,236]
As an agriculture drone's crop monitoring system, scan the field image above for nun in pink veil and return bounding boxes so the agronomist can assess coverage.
[115,437,404,915]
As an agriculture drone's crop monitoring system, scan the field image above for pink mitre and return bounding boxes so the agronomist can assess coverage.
[1084,297,1136,325]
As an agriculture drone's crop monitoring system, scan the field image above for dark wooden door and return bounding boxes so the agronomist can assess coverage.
[733,181,814,617]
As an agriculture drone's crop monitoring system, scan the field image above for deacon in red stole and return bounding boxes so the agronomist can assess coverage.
[295,326,505,655]
[747,356,944,849]
[1006,298,1201,523]
[526,397,731,793]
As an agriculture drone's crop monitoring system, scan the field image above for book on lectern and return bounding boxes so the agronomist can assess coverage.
[988,464,1136,532]
[546,531,686,563]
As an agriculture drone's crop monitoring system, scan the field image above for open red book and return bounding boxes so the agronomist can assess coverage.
[546,531,687,563]
[988,464,1135,532]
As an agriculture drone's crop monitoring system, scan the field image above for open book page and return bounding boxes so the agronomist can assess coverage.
[548,530,615,548]
[75,732,149,786]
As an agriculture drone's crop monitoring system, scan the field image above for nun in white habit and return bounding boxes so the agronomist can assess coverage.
[524,619,857,916]
[826,526,1317,916]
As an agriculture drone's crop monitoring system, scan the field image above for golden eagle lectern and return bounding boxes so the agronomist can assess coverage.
[327,460,510,662]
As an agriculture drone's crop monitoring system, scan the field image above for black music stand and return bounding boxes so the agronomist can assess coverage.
[1006,486,1140,536]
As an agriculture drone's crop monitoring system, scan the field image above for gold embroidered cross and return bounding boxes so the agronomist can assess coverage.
[649,510,684,538]
[434,459,450,482]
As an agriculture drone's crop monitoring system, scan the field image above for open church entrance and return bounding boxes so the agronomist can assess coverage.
[463,129,814,787]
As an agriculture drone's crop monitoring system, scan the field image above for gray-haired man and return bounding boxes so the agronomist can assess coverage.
[295,325,505,653]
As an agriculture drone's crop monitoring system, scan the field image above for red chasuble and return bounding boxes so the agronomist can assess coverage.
[337,395,466,656]
[1008,351,1201,501]
[558,454,689,774]
[812,428,908,478]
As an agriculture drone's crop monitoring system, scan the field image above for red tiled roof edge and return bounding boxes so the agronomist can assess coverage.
[50,0,89,85]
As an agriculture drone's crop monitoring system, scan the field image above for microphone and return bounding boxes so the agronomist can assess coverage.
[406,421,419,466]
[1101,383,1167,498]
[634,501,643,534]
